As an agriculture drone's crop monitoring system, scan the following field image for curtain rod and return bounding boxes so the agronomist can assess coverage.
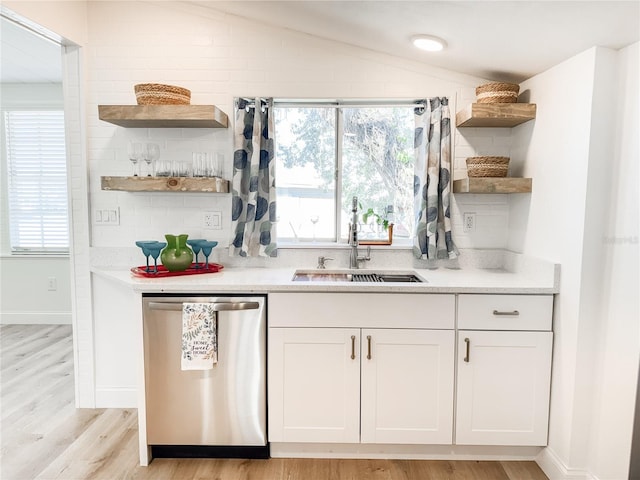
[274,101,426,109]
[238,99,427,109]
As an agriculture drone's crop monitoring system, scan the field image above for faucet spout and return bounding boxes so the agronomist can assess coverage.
[348,197,370,269]
[349,197,359,268]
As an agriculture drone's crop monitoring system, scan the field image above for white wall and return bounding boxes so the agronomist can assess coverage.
[91,274,138,407]
[0,257,72,324]
[0,83,73,324]
[85,1,506,257]
[509,45,640,480]
[586,41,639,480]
[509,49,596,473]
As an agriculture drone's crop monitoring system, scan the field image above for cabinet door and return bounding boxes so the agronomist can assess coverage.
[455,330,553,446]
[268,327,360,443]
[361,329,455,444]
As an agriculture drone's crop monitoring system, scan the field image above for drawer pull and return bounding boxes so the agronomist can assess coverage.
[367,335,372,360]
[464,337,470,362]
[493,309,520,316]
[350,335,356,360]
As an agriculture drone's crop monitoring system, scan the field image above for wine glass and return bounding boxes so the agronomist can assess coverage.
[310,215,319,241]
[186,238,205,268]
[199,241,218,270]
[145,143,160,177]
[128,142,143,177]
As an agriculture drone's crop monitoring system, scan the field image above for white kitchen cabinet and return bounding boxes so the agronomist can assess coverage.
[268,291,456,446]
[268,292,554,449]
[268,327,361,443]
[455,294,553,446]
[268,326,454,445]
[360,328,454,444]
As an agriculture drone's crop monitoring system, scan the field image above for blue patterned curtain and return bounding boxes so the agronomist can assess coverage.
[230,98,277,257]
[413,98,458,260]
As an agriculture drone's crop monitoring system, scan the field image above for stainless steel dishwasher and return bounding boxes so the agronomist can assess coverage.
[142,294,268,459]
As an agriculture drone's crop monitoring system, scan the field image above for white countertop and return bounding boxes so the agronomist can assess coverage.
[91,261,560,295]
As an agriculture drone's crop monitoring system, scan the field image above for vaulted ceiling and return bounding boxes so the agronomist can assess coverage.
[191,0,640,82]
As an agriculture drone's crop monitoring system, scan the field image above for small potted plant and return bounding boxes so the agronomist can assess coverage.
[359,204,394,245]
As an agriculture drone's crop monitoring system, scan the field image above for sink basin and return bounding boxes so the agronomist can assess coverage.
[292,270,424,283]
[292,272,351,282]
[371,273,423,283]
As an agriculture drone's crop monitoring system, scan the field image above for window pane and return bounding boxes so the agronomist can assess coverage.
[5,111,69,252]
[275,107,336,241]
[341,107,414,241]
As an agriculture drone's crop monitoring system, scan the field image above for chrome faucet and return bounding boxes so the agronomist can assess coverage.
[348,196,371,269]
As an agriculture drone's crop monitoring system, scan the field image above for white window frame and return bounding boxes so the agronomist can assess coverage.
[274,99,422,247]
[4,109,69,254]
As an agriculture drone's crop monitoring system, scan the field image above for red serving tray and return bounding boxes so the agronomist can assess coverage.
[131,262,224,278]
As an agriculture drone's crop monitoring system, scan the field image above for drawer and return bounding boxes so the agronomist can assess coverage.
[457,294,552,331]
[269,293,455,329]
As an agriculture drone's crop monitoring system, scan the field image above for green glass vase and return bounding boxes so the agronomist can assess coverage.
[160,234,194,272]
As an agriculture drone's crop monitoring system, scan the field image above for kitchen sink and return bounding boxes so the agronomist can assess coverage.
[292,270,424,283]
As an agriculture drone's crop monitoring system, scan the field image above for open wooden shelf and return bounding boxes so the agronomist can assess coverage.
[98,105,228,128]
[456,103,536,127]
[101,176,230,193]
[453,177,532,194]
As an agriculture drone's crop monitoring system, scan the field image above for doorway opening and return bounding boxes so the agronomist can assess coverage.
[1,7,88,407]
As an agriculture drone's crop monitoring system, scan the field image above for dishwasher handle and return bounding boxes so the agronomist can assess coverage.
[148,301,260,312]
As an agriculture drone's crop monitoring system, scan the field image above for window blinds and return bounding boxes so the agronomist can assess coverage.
[4,110,69,253]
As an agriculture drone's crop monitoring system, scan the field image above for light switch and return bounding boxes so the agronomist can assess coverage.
[94,207,120,226]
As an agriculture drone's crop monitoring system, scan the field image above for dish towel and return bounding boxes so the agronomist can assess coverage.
[181,303,218,370]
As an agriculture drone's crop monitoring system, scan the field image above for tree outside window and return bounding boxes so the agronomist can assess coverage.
[275,104,414,244]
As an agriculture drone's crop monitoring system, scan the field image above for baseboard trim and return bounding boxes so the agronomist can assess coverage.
[271,443,542,460]
[536,447,595,480]
[0,312,72,324]
[95,386,137,408]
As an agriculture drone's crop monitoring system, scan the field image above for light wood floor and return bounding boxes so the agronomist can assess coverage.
[1,324,549,480]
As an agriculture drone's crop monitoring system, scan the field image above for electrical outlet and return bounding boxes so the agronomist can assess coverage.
[203,211,222,230]
[463,212,476,233]
[47,277,57,291]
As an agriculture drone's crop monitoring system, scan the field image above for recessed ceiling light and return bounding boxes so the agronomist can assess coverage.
[412,35,447,52]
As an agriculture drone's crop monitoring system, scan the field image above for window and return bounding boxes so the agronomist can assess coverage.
[4,110,68,253]
[275,102,415,244]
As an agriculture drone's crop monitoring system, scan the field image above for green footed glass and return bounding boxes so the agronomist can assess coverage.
[160,234,194,272]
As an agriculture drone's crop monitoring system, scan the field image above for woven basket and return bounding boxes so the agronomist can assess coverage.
[466,156,510,177]
[134,83,191,105]
[475,82,519,104]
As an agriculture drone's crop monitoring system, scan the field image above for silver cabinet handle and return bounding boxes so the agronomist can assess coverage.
[493,310,520,316]
[464,337,470,363]
[366,335,372,360]
[350,335,356,360]
[148,301,259,312]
